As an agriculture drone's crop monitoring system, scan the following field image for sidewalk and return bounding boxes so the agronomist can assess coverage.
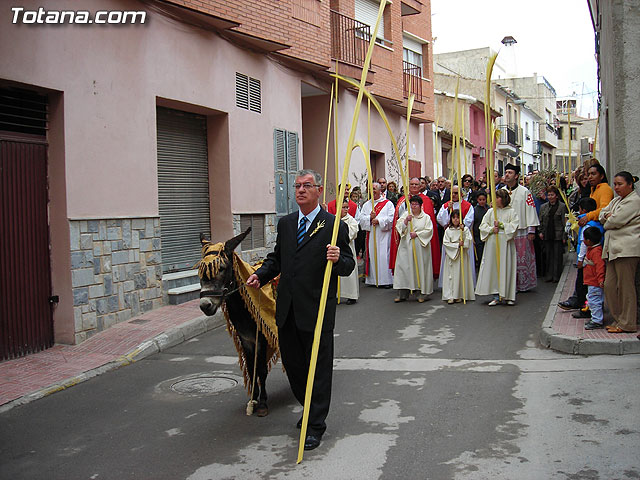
[0,299,224,413]
[2,263,639,413]
[540,261,640,355]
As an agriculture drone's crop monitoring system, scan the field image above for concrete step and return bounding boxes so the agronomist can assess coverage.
[162,269,199,290]
[167,283,201,305]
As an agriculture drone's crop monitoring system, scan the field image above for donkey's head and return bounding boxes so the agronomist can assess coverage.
[198,228,251,316]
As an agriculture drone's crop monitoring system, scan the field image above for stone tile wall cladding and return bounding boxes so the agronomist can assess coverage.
[70,218,163,343]
[233,214,277,263]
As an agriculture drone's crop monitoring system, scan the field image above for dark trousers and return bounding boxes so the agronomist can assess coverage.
[566,266,587,306]
[475,240,485,269]
[278,307,334,436]
[355,227,366,258]
[544,240,564,282]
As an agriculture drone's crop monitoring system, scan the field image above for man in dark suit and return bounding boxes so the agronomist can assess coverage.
[246,169,355,451]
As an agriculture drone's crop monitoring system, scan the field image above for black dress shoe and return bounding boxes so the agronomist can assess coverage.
[346,299,357,305]
[304,434,322,451]
[558,300,580,311]
[572,309,591,318]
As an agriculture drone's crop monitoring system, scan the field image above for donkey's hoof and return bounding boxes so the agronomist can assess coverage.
[256,403,269,417]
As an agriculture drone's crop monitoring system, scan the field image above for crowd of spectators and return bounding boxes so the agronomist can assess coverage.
[336,161,639,335]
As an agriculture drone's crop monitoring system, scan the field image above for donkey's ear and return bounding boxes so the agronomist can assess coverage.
[224,227,251,253]
[200,233,211,246]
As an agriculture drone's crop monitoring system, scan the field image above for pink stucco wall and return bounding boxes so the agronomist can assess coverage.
[0,0,302,218]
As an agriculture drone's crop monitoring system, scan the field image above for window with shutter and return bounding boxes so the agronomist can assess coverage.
[355,0,385,43]
[274,129,299,218]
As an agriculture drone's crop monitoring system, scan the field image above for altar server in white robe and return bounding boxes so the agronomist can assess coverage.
[475,189,519,305]
[442,211,475,304]
[437,185,475,286]
[359,182,395,287]
[339,199,359,304]
[393,195,434,302]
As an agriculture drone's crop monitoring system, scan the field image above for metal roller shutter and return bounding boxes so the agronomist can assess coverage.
[355,0,384,40]
[156,107,211,273]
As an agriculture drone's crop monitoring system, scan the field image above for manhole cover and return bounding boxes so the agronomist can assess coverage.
[170,375,240,396]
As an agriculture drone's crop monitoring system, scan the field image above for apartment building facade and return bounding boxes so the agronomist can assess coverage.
[588,0,640,176]
[0,0,434,357]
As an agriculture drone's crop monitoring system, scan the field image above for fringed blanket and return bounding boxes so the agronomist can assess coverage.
[221,252,280,394]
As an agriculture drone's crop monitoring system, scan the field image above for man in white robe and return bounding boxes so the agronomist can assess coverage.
[502,163,540,292]
[359,182,395,287]
[475,190,520,303]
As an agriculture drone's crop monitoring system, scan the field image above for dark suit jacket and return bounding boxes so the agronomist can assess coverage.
[255,208,355,332]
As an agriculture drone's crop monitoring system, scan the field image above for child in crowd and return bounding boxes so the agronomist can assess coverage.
[475,189,519,306]
[472,191,489,268]
[442,211,475,304]
[582,227,606,330]
[559,197,605,318]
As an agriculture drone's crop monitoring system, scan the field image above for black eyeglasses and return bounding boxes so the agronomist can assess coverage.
[293,183,320,190]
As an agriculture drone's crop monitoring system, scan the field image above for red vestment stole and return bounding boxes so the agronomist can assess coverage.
[442,200,471,219]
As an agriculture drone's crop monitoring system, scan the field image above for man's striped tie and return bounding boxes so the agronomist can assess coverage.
[297,216,307,245]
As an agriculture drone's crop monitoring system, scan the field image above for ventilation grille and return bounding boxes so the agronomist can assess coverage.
[0,88,48,136]
[240,215,265,250]
[235,73,261,113]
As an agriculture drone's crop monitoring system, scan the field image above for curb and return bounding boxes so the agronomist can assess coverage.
[0,311,225,414]
[539,261,640,355]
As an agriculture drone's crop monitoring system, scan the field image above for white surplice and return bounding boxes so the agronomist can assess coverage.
[442,227,475,301]
[339,214,359,300]
[359,198,395,286]
[392,211,434,295]
[474,206,519,301]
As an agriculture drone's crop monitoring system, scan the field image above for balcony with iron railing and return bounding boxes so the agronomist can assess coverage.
[330,10,370,67]
[497,123,521,156]
[402,61,423,102]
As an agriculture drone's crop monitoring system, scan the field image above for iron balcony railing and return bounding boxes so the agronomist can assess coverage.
[403,61,423,101]
[498,123,521,147]
[533,140,543,155]
[330,10,370,67]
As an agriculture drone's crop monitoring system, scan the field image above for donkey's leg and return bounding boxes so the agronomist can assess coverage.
[255,334,269,417]
[239,337,260,406]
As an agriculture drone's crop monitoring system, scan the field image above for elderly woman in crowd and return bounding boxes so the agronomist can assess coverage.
[538,185,568,283]
[599,172,640,333]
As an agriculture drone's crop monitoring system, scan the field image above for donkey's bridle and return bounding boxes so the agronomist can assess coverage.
[199,281,241,301]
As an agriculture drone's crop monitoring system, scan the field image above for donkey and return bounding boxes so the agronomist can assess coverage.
[198,228,274,416]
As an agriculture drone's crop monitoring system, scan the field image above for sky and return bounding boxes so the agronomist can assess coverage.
[430,0,598,118]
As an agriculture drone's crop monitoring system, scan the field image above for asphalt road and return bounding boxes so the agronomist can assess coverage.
[2,281,639,480]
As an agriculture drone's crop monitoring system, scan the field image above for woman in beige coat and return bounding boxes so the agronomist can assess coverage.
[599,172,640,333]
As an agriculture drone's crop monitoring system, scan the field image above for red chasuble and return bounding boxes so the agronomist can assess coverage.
[327,198,358,217]
[389,193,440,277]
